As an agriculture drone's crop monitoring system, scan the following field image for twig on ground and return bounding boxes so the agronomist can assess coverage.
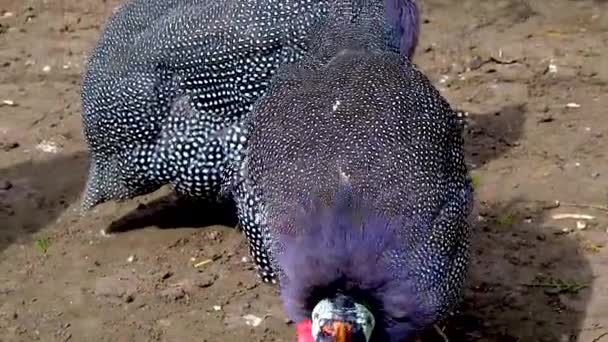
[551,213,596,220]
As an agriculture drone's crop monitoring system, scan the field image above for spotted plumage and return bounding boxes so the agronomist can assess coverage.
[81,0,346,210]
[230,1,474,339]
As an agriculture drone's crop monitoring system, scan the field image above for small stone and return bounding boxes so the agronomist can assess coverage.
[213,305,222,311]
[469,56,485,70]
[42,65,51,73]
[159,286,186,301]
[243,314,263,327]
[537,114,554,123]
[576,221,587,230]
[195,274,216,288]
[94,275,137,302]
[157,319,171,327]
[127,255,136,263]
[35,140,61,153]
[0,180,13,190]
[2,142,19,151]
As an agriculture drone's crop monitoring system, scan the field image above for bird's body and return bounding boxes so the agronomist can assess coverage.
[81,0,347,210]
[231,1,474,340]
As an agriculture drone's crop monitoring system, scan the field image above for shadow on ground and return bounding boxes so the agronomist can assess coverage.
[464,104,527,169]
[106,195,238,233]
[0,152,88,254]
[421,198,593,341]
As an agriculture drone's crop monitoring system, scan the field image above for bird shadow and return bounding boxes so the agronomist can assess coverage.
[105,194,238,233]
[0,151,88,256]
[421,198,593,341]
[462,103,526,169]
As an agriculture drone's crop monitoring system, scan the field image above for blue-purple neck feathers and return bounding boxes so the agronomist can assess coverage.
[384,0,420,59]
[274,186,436,340]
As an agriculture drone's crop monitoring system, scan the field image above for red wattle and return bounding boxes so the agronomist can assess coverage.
[297,320,314,342]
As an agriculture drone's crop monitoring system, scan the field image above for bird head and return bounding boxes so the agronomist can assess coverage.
[297,294,375,342]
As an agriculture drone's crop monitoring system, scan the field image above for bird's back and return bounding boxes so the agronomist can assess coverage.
[247,46,468,232]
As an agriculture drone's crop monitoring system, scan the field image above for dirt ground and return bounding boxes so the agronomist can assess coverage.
[1,0,607,341]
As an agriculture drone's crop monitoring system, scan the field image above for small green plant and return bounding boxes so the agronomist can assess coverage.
[523,278,587,295]
[470,172,482,190]
[496,213,515,228]
[35,237,50,254]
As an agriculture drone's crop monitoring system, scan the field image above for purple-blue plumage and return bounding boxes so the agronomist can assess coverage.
[384,0,420,58]
[229,0,475,340]
[276,185,438,340]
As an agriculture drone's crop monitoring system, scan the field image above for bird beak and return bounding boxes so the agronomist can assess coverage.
[322,321,353,342]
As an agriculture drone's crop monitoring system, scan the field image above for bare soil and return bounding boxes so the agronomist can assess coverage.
[1,0,607,341]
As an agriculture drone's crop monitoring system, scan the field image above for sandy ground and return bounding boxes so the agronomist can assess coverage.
[1,0,607,341]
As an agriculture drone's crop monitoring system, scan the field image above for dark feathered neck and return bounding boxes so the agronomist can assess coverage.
[273,185,436,340]
[303,0,420,62]
[384,0,420,58]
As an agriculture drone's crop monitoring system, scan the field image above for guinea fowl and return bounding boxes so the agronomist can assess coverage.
[229,1,474,341]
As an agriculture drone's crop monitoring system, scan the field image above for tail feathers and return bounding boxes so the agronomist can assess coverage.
[81,160,101,212]
[81,156,124,212]
[81,151,163,212]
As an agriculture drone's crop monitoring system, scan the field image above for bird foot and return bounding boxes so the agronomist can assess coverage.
[433,324,450,342]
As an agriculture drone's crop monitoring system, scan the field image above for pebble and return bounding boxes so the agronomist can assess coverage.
[94,275,137,303]
[0,180,13,190]
[576,221,587,230]
[2,142,19,151]
[159,286,186,301]
[548,60,557,73]
[195,274,216,288]
[243,314,263,327]
[35,140,61,153]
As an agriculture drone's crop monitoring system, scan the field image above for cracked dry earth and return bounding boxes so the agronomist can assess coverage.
[1,0,607,341]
